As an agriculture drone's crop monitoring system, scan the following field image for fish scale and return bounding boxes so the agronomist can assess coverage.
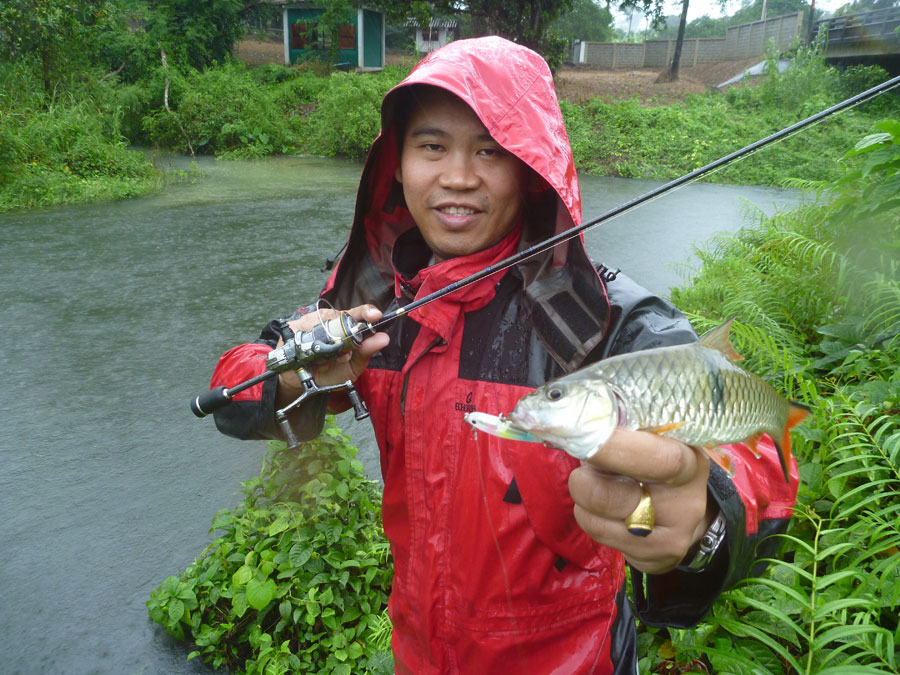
[601,343,788,448]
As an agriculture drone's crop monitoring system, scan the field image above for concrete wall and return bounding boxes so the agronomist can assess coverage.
[643,38,726,67]
[573,11,804,67]
[724,11,804,59]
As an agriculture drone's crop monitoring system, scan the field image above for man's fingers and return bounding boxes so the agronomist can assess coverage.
[345,304,383,325]
[585,428,701,485]
[568,466,640,521]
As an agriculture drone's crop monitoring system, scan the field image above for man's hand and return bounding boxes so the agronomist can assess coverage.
[276,304,389,407]
[568,428,715,575]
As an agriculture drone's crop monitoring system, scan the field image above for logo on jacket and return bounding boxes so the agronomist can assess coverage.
[455,391,476,413]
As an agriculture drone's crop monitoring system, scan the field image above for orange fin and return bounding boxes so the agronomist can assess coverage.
[772,402,811,483]
[698,317,744,361]
[703,445,735,477]
[640,422,686,435]
[744,432,765,458]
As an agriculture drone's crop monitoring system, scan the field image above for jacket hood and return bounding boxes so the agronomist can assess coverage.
[390,36,581,229]
[323,36,610,369]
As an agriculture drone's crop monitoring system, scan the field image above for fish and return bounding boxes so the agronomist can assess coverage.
[467,319,809,482]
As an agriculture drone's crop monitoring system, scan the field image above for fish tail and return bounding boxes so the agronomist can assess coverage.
[773,402,811,483]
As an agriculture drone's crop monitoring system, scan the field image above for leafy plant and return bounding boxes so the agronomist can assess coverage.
[147,418,393,674]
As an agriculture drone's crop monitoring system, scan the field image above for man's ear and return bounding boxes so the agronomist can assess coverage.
[395,164,403,183]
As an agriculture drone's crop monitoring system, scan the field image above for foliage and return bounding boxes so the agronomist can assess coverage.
[300,67,407,158]
[0,62,162,212]
[560,44,898,184]
[551,0,616,43]
[147,418,394,674]
[133,0,245,74]
[642,119,900,674]
[140,62,297,157]
[0,0,123,93]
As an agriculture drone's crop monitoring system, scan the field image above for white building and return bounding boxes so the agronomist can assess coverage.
[407,18,458,53]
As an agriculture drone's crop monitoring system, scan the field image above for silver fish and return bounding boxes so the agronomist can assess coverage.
[502,319,808,481]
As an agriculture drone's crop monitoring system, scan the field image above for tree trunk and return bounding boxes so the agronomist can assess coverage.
[657,0,689,83]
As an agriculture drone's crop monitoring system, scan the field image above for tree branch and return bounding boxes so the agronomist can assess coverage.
[99,63,125,83]
[160,46,195,157]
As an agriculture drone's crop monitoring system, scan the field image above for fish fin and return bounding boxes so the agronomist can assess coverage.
[772,402,811,483]
[698,317,744,362]
[640,422,686,435]
[744,432,765,458]
[703,445,735,477]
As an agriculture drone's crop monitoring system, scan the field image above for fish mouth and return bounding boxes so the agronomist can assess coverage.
[507,407,537,432]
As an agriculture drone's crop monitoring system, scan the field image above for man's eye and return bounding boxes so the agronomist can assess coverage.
[478,148,500,157]
[422,143,443,152]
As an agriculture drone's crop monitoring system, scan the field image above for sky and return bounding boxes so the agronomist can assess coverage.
[612,0,847,33]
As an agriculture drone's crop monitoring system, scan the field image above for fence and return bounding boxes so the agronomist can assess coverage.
[572,11,805,68]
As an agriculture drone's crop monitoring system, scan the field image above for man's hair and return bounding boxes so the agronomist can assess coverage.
[386,84,457,155]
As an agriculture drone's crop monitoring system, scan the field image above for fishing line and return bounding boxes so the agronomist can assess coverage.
[365,72,900,335]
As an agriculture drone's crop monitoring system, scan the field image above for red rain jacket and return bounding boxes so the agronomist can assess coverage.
[210,37,799,674]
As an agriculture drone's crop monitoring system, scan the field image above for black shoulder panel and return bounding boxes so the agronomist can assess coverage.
[459,274,565,387]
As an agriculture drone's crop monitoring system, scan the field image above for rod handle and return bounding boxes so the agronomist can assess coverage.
[191,386,231,418]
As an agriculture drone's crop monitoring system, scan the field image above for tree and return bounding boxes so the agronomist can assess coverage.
[432,0,575,50]
[0,0,121,93]
[141,0,245,71]
[617,0,685,79]
[657,0,689,81]
[552,0,616,43]
[727,0,811,25]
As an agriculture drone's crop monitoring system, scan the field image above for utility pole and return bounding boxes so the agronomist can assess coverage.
[761,0,768,21]
[806,0,817,44]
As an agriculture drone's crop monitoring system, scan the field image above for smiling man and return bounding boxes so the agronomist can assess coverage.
[394,86,530,262]
[207,37,798,673]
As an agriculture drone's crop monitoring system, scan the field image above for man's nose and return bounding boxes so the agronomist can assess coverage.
[439,152,480,190]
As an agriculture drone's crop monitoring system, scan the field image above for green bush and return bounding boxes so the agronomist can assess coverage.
[301,68,406,159]
[147,418,393,675]
[0,63,161,212]
[140,61,296,157]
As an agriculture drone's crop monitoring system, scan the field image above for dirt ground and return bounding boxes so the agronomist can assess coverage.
[234,38,759,105]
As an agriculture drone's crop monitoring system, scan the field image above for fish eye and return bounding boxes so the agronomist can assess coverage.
[546,386,565,401]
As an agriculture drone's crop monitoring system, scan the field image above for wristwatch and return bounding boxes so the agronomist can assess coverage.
[677,509,727,573]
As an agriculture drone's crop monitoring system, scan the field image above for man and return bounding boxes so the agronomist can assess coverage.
[209,37,798,673]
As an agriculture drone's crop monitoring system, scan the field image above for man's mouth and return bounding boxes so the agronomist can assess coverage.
[438,205,477,216]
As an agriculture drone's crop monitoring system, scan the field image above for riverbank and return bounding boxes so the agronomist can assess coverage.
[1,43,897,213]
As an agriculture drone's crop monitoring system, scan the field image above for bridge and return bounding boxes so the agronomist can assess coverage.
[814,6,900,66]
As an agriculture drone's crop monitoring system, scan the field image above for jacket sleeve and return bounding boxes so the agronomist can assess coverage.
[209,305,329,444]
[595,271,799,628]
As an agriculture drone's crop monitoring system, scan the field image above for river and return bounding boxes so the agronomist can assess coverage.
[0,155,803,674]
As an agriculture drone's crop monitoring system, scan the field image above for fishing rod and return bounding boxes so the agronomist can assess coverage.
[191,72,900,429]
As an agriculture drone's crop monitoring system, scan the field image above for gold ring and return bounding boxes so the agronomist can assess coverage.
[624,481,654,537]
